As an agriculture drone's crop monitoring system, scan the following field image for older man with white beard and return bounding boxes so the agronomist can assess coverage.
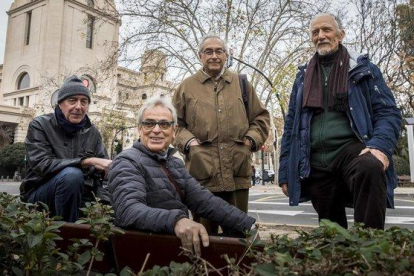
[279,14,402,229]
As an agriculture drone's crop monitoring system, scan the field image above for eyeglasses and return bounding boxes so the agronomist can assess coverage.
[201,49,226,56]
[141,120,175,130]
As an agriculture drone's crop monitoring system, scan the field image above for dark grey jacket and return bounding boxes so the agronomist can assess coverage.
[20,113,108,200]
[108,141,255,234]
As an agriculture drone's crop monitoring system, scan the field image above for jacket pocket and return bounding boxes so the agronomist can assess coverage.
[187,145,213,181]
[233,142,251,177]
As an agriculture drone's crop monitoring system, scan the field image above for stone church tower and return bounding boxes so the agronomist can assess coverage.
[0,0,173,152]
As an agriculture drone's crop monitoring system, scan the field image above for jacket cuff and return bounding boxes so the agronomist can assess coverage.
[245,131,262,152]
[169,212,188,234]
[174,130,196,153]
[365,142,392,160]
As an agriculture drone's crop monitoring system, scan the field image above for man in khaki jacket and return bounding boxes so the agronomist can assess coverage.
[173,34,270,235]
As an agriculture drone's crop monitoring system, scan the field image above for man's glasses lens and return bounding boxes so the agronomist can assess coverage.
[202,49,225,56]
[142,121,174,130]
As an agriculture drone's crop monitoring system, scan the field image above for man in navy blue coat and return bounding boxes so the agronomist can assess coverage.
[278,14,402,229]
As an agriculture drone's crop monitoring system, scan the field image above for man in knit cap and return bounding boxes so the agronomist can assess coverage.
[20,75,112,222]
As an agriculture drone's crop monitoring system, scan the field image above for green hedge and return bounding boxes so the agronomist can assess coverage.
[2,191,413,275]
[394,155,410,176]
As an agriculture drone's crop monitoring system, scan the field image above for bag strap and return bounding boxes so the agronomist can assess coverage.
[157,161,185,201]
[238,74,249,117]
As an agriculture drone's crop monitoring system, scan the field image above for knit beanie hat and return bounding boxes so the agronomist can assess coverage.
[57,75,91,103]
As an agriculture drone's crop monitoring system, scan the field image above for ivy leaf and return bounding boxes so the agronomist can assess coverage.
[27,233,43,248]
[254,263,277,276]
[320,219,352,240]
[119,266,134,276]
[77,251,91,265]
[43,232,62,240]
[12,266,24,276]
[45,221,66,232]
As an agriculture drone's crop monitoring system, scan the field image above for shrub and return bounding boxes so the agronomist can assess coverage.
[252,220,414,275]
[0,192,121,275]
[137,222,414,275]
[0,142,25,176]
[394,155,410,176]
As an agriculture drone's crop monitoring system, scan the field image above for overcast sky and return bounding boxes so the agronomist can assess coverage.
[0,0,14,64]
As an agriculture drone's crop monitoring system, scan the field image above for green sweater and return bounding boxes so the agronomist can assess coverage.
[310,62,358,168]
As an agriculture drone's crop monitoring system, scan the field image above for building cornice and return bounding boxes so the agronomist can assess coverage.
[7,0,46,15]
[3,87,39,97]
[0,105,33,117]
[66,0,120,23]
[7,0,120,24]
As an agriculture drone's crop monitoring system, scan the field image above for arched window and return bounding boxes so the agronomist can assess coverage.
[17,73,30,90]
[142,93,147,100]
[87,0,94,7]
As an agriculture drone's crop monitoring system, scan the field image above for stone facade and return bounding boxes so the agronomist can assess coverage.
[0,0,174,152]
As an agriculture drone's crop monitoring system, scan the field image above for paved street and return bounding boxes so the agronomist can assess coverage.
[249,184,414,230]
[0,182,20,195]
[1,181,414,230]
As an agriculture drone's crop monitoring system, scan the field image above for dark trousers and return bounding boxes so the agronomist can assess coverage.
[28,167,84,222]
[302,142,387,229]
[193,189,249,236]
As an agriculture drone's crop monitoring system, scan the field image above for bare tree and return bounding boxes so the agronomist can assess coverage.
[346,0,413,114]
[115,0,333,118]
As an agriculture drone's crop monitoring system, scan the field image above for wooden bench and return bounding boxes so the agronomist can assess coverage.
[57,223,256,274]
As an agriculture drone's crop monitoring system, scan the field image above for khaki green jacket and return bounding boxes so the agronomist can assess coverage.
[173,69,270,192]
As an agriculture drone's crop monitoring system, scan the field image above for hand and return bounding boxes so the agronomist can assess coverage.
[243,138,252,148]
[189,139,200,147]
[359,148,389,171]
[174,218,209,257]
[82,157,112,178]
[281,183,289,197]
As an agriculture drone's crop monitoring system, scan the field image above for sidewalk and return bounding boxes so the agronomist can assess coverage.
[250,184,414,239]
[250,183,414,196]
[1,181,413,239]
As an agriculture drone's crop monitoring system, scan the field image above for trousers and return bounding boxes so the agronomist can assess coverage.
[302,141,387,229]
[28,167,84,222]
[193,188,249,236]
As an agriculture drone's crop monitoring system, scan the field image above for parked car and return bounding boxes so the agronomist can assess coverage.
[254,169,275,185]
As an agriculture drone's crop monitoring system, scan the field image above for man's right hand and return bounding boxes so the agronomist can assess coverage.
[174,218,209,257]
[281,183,288,197]
[81,157,112,178]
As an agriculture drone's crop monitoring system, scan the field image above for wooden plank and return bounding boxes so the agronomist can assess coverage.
[57,223,257,274]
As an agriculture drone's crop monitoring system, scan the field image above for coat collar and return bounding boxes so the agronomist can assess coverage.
[195,68,234,84]
[51,112,92,130]
[133,140,178,161]
[299,46,369,76]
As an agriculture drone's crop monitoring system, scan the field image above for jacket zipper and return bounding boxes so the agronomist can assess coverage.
[346,110,364,143]
[303,112,313,178]
[374,85,387,106]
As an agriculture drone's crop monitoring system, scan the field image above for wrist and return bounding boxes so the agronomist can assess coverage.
[245,137,255,150]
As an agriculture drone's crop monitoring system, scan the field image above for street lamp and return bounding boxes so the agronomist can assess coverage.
[230,54,282,184]
[404,117,414,182]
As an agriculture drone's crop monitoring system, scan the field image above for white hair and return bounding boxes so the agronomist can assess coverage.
[137,94,177,126]
[198,34,229,54]
[309,13,344,35]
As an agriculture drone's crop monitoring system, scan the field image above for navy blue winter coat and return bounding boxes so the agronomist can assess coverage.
[108,141,255,234]
[278,50,402,208]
